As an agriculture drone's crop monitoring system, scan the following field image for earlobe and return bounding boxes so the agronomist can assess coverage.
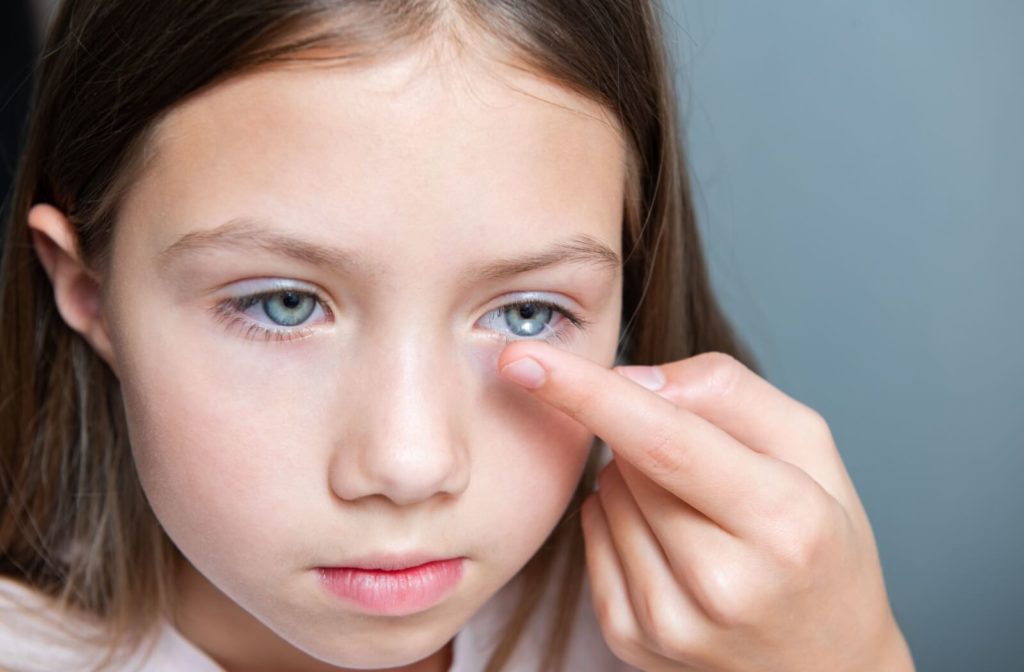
[27,203,119,375]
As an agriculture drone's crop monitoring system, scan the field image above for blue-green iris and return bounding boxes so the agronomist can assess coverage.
[263,291,315,326]
[504,302,552,337]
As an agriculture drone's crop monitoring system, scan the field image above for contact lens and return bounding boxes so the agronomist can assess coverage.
[503,302,552,337]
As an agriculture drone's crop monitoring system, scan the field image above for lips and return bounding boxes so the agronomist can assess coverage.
[317,556,465,616]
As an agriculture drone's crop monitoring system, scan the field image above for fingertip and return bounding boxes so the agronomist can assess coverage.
[497,340,585,391]
[499,356,547,389]
[496,339,557,371]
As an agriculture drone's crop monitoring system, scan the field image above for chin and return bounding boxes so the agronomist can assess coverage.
[271,612,461,670]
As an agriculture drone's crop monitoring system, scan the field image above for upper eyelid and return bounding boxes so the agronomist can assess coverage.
[483,290,583,314]
[219,277,326,297]
[221,280,334,312]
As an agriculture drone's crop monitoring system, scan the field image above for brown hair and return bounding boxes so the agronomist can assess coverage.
[0,1,758,670]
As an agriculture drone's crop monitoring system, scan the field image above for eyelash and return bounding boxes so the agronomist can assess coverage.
[210,289,591,344]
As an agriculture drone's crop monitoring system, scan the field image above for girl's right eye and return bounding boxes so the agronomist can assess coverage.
[211,286,331,342]
[243,291,317,326]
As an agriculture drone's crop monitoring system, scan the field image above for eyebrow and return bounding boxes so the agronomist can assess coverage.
[160,219,369,274]
[159,218,622,281]
[464,232,621,282]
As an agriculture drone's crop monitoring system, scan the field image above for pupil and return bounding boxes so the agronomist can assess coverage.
[519,304,536,318]
[282,292,301,309]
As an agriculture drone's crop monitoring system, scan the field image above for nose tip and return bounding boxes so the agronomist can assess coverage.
[327,364,470,506]
[330,438,469,506]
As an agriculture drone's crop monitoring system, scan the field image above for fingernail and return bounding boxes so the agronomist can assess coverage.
[616,365,665,391]
[500,357,547,389]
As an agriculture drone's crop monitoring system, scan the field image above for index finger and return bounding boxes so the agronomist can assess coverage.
[497,341,796,537]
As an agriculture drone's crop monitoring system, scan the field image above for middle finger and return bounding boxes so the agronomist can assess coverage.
[596,462,714,664]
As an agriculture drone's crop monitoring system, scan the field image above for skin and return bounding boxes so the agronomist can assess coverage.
[27,26,914,672]
[497,343,915,670]
[28,39,626,671]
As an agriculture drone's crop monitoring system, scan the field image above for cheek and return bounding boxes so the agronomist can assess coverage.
[114,317,326,573]
[472,364,594,555]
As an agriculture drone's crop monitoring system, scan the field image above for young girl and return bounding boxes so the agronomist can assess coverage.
[0,0,914,670]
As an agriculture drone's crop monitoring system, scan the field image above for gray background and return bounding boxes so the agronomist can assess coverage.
[663,2,1023,670]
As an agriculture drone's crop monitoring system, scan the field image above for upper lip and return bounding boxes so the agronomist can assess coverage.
[322,553,462,571]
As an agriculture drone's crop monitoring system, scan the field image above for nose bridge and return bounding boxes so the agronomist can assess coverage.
[329,329,470,506]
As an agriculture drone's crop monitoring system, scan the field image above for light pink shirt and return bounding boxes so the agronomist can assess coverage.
[0,569,635,671]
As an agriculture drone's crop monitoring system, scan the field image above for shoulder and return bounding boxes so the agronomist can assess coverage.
[0,577,223,672]
[0,576,112,671]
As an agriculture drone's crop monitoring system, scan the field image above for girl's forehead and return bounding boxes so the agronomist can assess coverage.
[120,44,627,268]
[148,43,624,169]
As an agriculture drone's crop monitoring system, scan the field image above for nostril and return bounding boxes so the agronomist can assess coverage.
[328,435,469,505]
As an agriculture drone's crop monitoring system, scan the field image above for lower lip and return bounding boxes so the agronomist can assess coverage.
[317,558,465,616]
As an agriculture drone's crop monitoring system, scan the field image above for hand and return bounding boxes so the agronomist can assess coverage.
[497,342,914,672]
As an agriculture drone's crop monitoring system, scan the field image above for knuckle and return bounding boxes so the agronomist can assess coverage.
[688,556,759,628]
[638,424,691,480]
[593,596,647,665]
[688,351,745,401]
[765,481,837,574]
[636,589,696,661]
[800,405,834,443]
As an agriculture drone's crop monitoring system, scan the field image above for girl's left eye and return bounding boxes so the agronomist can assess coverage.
[478,298,590,344]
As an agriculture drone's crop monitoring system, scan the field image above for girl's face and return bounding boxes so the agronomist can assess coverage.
[105,40,625,668]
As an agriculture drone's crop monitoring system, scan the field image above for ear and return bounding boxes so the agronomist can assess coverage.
[27,203,119,374]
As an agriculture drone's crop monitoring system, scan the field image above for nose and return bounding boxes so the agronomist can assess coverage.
[327,338,471,506]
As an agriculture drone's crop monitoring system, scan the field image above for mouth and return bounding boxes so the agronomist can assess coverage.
[316,556,466,616]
